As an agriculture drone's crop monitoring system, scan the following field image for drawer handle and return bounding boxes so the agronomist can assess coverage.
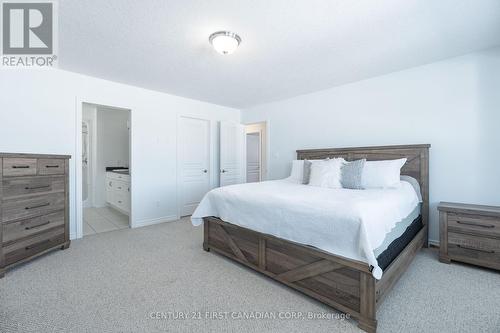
[457,245,495,254]
[457,221,495,228]
[12,165,30,169]
[45,165,60,168]
[25,203,50,210]
[25,221,50,230]
[25,239,51,250]
[25,185,50,190]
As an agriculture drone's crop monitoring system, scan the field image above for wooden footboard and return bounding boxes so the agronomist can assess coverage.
[204,217,379,332]
[204,217,427,332]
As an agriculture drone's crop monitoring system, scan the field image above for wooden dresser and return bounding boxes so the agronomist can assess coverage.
[0,153,71,278]
[438,202,500,270]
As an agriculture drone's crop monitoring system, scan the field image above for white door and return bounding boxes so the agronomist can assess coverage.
[246,132,260,182]
[220,121,246,186]
[179,117,210,216]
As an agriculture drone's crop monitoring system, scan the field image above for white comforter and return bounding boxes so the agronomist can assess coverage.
[191,179,420,279]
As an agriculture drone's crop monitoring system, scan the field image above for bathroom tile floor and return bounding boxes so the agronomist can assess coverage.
[83,207,129,236]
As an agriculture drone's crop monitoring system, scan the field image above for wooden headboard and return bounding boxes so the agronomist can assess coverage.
[296,144,430,235]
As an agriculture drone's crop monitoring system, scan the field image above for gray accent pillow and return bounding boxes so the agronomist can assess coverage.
[302,160,312,184]
[341,159,366,189]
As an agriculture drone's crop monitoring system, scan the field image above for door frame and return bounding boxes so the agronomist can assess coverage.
[244,120,269,181]
[176,115,211,218]
[75,97,134,239]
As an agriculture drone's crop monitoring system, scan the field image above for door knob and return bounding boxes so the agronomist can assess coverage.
[203,169,208,173]
[221,169,227,173]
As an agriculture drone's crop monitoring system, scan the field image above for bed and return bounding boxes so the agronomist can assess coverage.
[192,144,430,333]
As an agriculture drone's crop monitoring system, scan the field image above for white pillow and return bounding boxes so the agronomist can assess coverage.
[289,160,304,182]
[361,158,407,188]
[308,158,343,188]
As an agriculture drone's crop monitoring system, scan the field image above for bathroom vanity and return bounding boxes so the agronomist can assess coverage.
[105,169,130,215]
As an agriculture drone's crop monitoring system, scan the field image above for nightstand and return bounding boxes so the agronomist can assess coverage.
[438,202,500,270]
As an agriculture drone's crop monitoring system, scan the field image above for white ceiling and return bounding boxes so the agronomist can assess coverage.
[59,0,500,108]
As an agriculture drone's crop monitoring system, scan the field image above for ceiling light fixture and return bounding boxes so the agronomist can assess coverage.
[209,31,241,55]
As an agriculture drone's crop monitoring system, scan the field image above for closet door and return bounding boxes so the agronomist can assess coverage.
[220,121,246,187]
[179,117,210,216]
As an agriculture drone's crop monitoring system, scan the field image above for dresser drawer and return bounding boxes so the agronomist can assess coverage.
[2,176,65,199]
[2,192,65,222]
[448,232,500,251]
[3,226,65,266]
[37,159,65,175]
[3,158,37,177]
[3,210,65,245]
[448,213,500,238]
[448,243,500,270]
[448,232,500,269]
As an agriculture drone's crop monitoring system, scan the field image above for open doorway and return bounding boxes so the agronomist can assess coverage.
[81,103,131,236]
[245,121,268,182]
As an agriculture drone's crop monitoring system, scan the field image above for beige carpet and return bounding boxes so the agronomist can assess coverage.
[1,218,499,333]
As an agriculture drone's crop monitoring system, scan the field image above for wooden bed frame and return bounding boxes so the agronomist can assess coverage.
[203,144,430,332]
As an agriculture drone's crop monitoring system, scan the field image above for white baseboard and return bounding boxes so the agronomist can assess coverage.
[132,215,179,228]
